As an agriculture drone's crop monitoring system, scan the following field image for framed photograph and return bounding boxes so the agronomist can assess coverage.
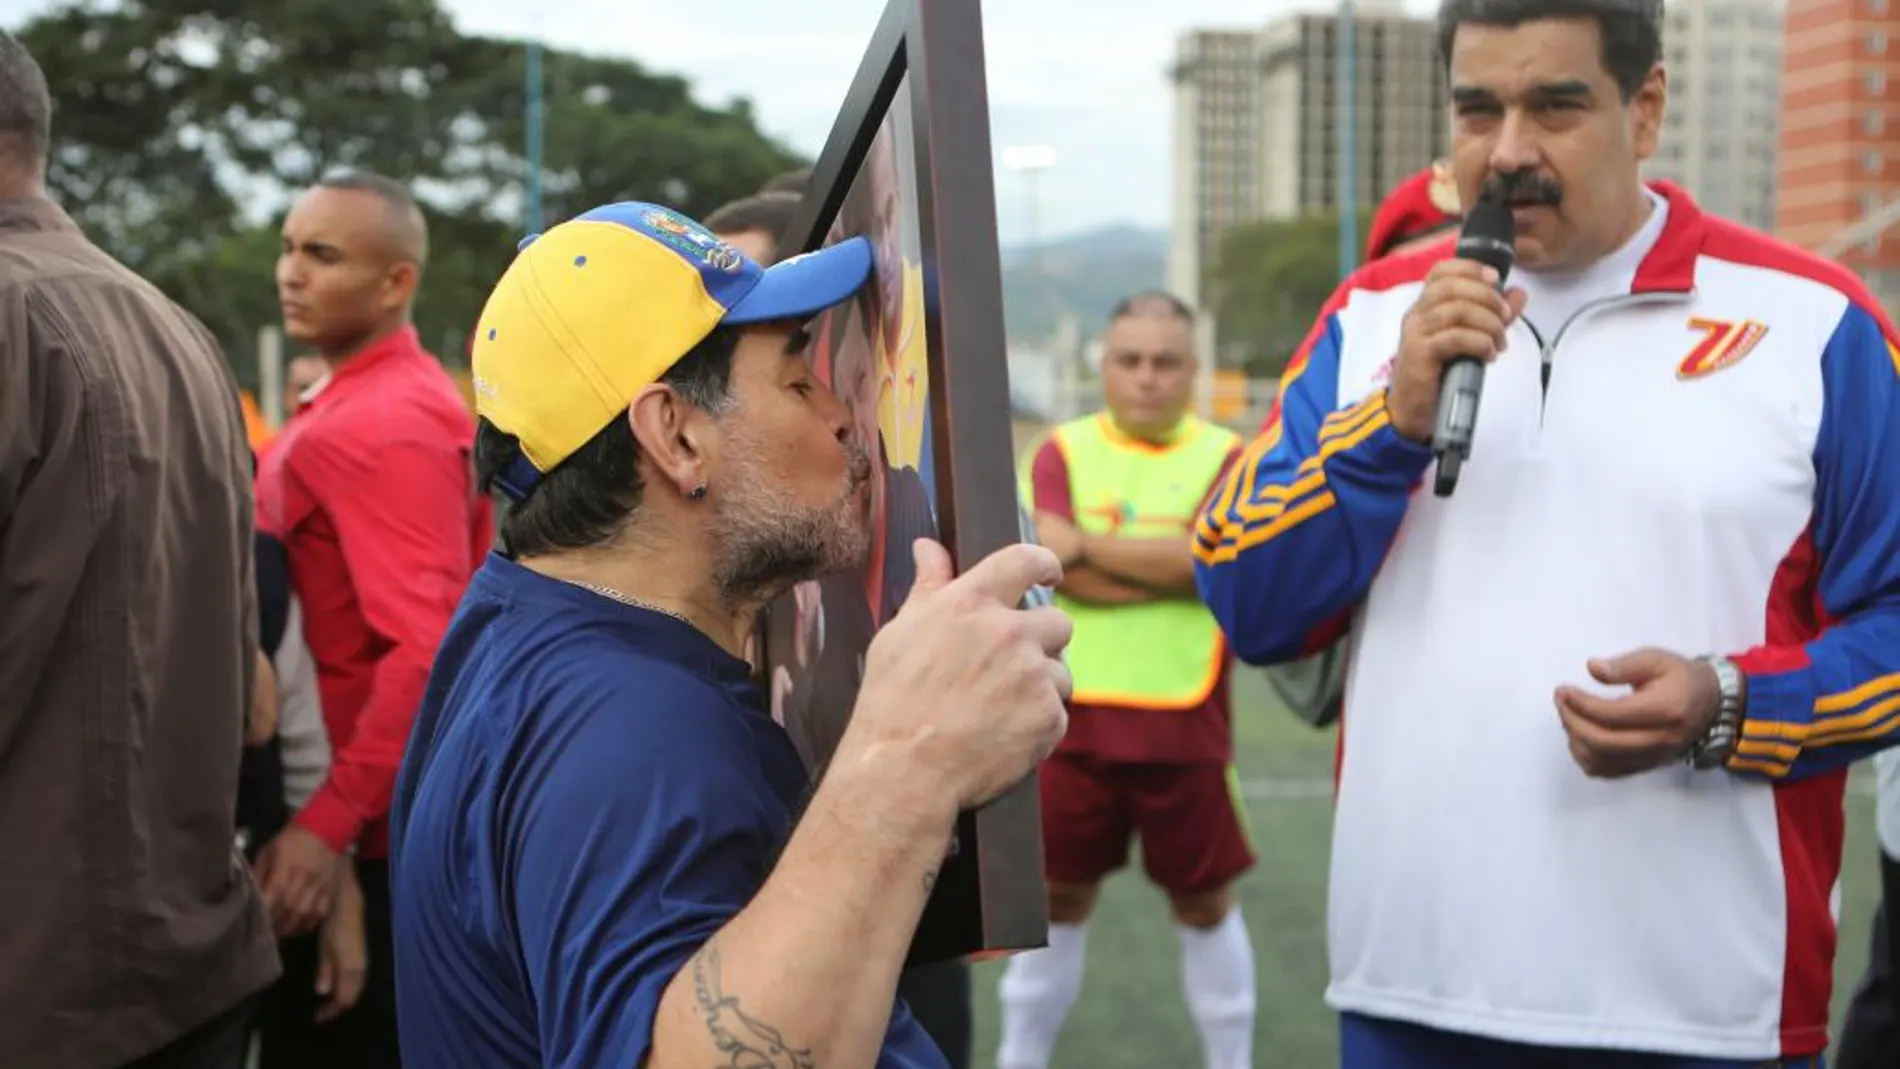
[757,0,1045,962]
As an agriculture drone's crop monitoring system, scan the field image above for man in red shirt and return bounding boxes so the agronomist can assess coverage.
[252,172,491,1068]
[996,293,1250,1069]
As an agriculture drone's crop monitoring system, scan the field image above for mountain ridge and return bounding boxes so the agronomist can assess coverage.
[997,224,1169,340]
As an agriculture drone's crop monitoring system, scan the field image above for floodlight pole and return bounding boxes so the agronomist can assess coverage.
[1337,0,1358,278]
[526,39,546,235]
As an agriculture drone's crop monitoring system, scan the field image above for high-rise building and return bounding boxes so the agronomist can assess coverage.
[1646,0,1783,231]
[1777,0,1900,308]
[1167,29,1262,306]
[1255,8,1448,221]
[1167,5,1445,311]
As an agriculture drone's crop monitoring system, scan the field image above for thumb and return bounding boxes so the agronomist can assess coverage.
[905,539,955,602]
[1503,286,1531,323]
[954,542,1064,607]
[1587,649,1664,686]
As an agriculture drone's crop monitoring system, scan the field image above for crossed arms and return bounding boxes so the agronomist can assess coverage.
[1026,435,1237,606]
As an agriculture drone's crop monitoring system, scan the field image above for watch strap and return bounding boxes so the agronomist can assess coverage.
[1687,654,1745,770]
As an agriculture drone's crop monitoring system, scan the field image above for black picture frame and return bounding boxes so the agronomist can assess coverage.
[758,0,1046,963]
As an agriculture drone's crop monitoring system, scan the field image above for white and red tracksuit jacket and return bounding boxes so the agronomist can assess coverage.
[1195,182,1900,1060]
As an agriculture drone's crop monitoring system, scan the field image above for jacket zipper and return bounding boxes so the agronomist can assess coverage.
[1530,292,1692,433]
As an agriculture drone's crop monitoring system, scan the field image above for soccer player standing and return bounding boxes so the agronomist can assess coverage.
[997,293,1253,1069]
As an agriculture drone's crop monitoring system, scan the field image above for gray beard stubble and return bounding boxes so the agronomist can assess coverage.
[710,441,873,607]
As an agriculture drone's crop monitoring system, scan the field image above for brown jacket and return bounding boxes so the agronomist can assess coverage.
[0,197,278,1067]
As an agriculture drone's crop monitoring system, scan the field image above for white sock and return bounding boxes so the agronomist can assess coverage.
[995,922,1088,1069]
[1179,909,1257,1069]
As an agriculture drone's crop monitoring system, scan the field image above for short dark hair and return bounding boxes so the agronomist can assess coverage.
[315,170,431,266]
[475,327,741,557]
[1436,0,1663,99]
[704,193,801,247]
[0,32,51,168]
[1109,290,1195,325]
[759,168,812,196]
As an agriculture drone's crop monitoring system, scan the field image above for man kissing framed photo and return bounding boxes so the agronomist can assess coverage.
[758,0,1047,965]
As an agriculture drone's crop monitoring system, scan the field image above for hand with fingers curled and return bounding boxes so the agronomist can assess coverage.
[253,824,338,938]
[837,538,1074,814]
[1387,258,1531,443]
[1554,647,1727,779]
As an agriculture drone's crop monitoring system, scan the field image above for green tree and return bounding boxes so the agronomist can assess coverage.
[479,48,806,223]
[18,0,804,388]
[1204,209,1375,380]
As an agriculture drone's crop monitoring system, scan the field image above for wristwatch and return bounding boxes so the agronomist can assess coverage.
[1685,654,1746,770]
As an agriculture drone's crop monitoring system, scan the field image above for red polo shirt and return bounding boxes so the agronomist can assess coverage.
[255,326,492,858]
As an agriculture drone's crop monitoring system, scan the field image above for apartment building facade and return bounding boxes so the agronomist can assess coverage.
[1167,29,1262,304]
[1254,9,1449,221]
[1649,0,1784,230]
[1168,5,1446,305]
[1778,0,1900,308]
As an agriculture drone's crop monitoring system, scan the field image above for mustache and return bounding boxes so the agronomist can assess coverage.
[1479,170,1563,207]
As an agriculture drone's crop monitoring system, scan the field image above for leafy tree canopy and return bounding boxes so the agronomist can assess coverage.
[1204,208,1374,381]
[19,0,805,385]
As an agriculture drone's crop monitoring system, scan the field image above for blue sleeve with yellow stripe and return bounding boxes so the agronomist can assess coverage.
[1192,307,1434,665]
[1729,302,1900,782]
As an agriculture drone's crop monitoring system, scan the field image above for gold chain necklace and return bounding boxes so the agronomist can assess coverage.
[565,580,694,628]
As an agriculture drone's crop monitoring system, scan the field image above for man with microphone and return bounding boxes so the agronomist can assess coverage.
[1196,1,1900,1066]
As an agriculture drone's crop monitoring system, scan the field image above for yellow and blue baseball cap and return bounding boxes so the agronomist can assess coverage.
[471,200,873,502]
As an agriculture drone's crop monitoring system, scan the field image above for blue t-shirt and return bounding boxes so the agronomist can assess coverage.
[389,553,949,1069]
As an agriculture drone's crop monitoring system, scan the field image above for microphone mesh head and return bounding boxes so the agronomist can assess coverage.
[1458,200,1516,275]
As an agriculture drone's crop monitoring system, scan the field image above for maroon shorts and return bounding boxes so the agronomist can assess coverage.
[1038,752,1255,896]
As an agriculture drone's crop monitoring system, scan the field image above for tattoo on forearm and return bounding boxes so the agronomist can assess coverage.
[691,940,815,1069]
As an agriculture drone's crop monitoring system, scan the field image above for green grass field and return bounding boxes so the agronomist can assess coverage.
[966,667,1886,1069]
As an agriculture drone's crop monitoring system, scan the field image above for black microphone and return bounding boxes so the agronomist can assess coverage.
[1431,199,1516,498]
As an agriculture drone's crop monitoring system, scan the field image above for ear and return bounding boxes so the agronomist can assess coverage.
[627,385,715,500]
[382,261,420,313]
[1630,62,1668,162]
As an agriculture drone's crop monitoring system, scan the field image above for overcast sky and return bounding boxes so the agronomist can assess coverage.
[3,0,1441,244]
